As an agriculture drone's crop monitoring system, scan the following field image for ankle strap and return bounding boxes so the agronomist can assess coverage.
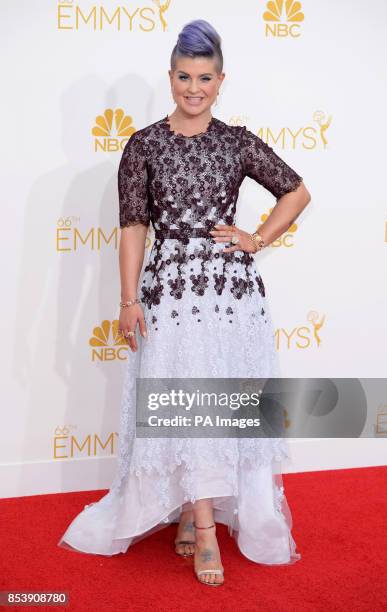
[193,522,215,530]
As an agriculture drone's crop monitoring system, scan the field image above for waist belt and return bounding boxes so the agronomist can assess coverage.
[154,227,211,240]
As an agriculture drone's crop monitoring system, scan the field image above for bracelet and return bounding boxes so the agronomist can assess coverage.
[120,298,141,308]
[249,231,266,253]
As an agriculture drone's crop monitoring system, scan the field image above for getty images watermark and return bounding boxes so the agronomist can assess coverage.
[134,378,387,438]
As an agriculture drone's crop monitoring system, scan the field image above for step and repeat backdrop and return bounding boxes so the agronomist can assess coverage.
[2,0,387,496]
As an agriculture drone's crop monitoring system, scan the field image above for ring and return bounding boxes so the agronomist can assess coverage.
[124,330,135,338]
[231,234,240,245]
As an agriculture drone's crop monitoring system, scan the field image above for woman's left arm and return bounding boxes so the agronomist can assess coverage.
[212,127,311,252]
[255,180,311,246]
[240,126,311,245]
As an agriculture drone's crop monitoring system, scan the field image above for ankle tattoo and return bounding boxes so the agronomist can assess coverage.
[183,521,194,533]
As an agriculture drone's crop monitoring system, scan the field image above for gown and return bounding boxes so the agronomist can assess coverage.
[58,114,304,565]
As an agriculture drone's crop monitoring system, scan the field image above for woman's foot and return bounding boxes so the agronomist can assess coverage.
[174,510,195,557]
[194,524,224,586]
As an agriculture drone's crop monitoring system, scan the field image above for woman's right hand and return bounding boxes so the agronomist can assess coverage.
[119,303,147,352]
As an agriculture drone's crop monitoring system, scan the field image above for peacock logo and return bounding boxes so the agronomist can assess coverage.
[262,0,304,37]
[92,109,136,152]
[89,320,128,361]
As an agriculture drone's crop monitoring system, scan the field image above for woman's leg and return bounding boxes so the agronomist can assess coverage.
[193,499,224,585]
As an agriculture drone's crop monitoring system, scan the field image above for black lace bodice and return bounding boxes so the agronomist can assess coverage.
[118,115,303,231]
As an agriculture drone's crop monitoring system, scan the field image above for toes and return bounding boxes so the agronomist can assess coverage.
[176,541,195,556]
[198,572,224,585]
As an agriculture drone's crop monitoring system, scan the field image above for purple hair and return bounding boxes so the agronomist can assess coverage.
[170,19,223,73]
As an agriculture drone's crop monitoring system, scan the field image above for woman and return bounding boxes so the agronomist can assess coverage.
[58,19,311,587]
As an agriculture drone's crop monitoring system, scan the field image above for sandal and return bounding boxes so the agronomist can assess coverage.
[193,523,224,587]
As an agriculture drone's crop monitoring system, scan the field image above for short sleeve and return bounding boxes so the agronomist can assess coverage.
[118,133,150,228]
[240,126,303,201]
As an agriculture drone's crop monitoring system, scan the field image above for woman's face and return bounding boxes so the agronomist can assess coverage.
[169,56,225,116]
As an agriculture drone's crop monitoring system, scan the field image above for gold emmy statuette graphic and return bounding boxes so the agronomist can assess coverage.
[263,0,304,37]
[284,408,291,429]
[307,311,325,348]
[152,0,171,32]
[57,2,172,31]
[275,311,326,351]
[313,110,332,149]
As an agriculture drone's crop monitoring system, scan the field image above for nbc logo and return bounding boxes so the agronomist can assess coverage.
[92,109,136,152]
[89,320,128,361]
[262,0,304,37]
[275,311,326,350]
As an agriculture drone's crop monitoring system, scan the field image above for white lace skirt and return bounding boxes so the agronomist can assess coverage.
[58,242,301,565]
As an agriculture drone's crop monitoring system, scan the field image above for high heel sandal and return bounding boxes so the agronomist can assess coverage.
[193,522,224,587]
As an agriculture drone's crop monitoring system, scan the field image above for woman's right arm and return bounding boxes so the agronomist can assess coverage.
[118,224,148,352]
[117,131,151,352]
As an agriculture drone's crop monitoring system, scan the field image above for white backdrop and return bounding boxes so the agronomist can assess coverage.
[2,0,387,498]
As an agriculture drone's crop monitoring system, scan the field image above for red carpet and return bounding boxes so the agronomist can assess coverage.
[1,466,386,612]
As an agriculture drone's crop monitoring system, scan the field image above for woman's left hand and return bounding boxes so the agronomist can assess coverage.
[209,224,257,254]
